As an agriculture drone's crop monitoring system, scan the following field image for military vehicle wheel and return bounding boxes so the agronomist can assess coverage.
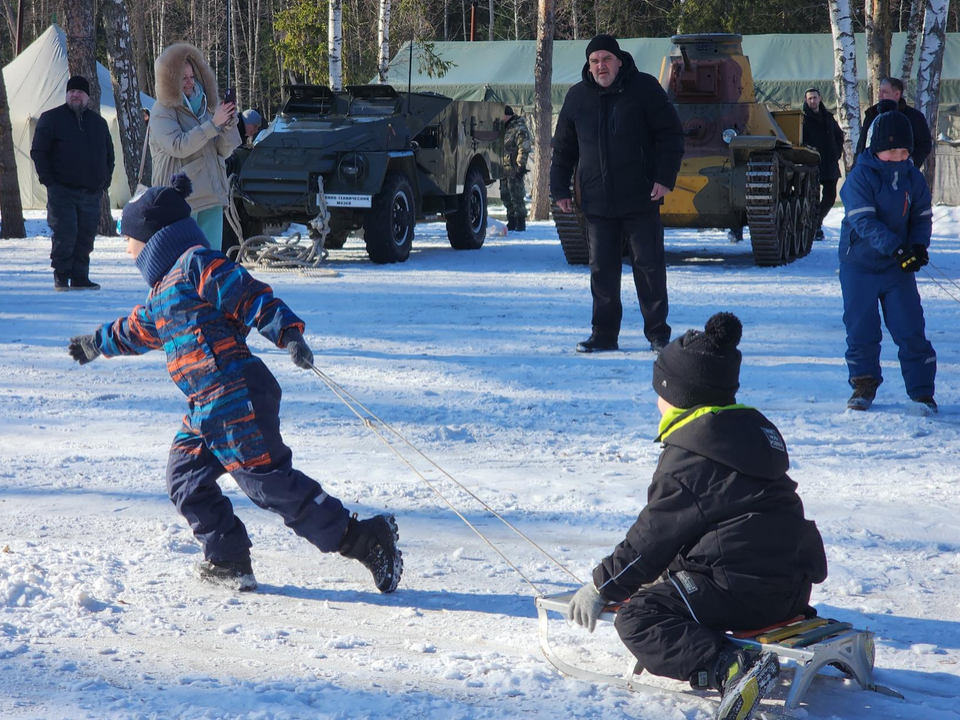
[798,173,818,256]
[446,167,487,250]
[324,229,350,250]
[364,172,415,263]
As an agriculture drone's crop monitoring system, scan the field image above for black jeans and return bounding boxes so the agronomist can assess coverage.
[818,178,839,227]
[46,183,102,280]
[585,208,670,343]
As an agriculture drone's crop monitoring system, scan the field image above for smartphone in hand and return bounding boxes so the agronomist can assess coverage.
[224,87,236,106]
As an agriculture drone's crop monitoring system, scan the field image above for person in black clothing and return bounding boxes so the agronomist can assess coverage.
[855,77,932,169]
[551,34,684,355]
[30,75,115,292]
[802,88,844,240]
[567,312,828,720]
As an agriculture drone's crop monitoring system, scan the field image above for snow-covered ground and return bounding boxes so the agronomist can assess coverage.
[1,207,959,720]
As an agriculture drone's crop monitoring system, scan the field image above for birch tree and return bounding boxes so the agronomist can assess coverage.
[829,0,862,172]
[329,0,343,90]
[0,67,25,239]
[489,0,494,40]
[915,0,950,188]
[103,0,148,195]
[378,0,391,82]
[900,0,924,84]
[531,0,554,220]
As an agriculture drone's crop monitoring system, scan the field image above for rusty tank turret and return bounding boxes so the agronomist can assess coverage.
[554,33,821,267]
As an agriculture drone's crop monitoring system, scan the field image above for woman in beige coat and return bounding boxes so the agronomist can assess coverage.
[150,43,241,250]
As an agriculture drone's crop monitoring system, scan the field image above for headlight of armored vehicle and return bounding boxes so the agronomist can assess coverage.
[339,153,366,181]
[722,128,738,144]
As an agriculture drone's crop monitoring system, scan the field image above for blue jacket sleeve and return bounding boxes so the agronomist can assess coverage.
[187,252,304,345]
[839,167,904,257]
[96,305,162,357]
[549,93,579,201]
[908,171,933,249]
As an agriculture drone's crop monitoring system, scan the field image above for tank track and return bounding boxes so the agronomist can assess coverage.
[552,200,590,265]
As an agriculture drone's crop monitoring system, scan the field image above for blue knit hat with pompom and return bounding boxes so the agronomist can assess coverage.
[652,312,743,408]
[121,174,194,243]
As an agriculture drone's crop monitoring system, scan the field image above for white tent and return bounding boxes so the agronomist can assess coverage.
[2,25,154,210]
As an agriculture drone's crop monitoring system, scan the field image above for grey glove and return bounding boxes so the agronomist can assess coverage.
[567,582,606,633]
[68,334,101,365]
[283,328,314,369]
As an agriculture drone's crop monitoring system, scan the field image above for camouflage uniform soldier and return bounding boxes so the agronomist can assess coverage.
[501,106,532,231]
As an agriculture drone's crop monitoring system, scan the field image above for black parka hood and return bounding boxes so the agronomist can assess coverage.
[661,407,789,480]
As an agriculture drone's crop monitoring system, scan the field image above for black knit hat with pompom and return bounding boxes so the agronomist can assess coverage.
[652,312,743,408]
[120,173,194,243]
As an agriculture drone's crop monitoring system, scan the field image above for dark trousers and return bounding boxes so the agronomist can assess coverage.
[840,262,936,398]
[46,183,101,280]
[165,367,350,563]
[614,572,812,681]
[818,178,839,226]
[585,209,670,343]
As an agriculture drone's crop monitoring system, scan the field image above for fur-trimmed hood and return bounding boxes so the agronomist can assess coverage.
[154,43,220,110]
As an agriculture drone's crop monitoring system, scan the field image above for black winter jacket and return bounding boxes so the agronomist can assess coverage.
[593,406,827,605]
[550,52,684,218]
[31,104,115,191]
[802,104,844,181]
[856,98,933,169]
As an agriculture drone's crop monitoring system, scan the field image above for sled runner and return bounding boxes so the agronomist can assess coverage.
[535,592,904,712]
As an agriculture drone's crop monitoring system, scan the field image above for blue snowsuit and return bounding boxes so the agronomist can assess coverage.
[95,218,349,563]
[838,151,936,399]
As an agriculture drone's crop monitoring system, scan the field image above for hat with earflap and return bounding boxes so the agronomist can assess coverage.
[652,312,743,409]
[120,174,194,243]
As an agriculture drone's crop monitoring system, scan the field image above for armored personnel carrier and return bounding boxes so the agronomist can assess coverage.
[554,33,821,267]
[238,84,503,263]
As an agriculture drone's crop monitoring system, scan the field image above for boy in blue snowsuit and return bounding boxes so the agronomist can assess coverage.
[67,175,403,593]
[839,107,937,412]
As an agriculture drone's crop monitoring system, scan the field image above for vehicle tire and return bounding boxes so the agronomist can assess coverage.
[364,173,415,263]
[446,166,487,250]
[324,229,349,250]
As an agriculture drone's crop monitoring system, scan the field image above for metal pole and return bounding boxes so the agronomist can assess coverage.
[15,0,24,55]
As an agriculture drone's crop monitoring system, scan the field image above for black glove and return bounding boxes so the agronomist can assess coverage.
[517,166,528,176]
[894,245,923,273]
[68,334,101,365]
[912,244,929,268]
[282,328,314,369]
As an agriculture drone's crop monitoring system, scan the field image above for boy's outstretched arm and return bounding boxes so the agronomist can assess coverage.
[69,305,162,364]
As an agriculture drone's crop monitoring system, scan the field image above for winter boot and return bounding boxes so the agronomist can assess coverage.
[339,513,403,593]
[649,337,670,355]
[689,645,779,720]
[194,558,258,592]
[576,333,619,353]
[507,215,517,231]
[912,395,938,414]
[516,215,526,232]
[70,277,101,291]
[54,272,70,292]
[847,376,880,411]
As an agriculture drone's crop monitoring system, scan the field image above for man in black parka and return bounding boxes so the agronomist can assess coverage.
[801,88,844,240]
[551,34,684,355]
[31,75,115,291]
[567,312,828,720]
[855,77,932,169]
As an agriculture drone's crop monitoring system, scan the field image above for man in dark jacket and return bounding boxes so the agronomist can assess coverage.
[31,75,115,291]
[802,88,844,240]
[567,312,828,720]
[551,34,684,355]
[855,77,932,169]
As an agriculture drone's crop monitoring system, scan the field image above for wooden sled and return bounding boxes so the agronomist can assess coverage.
[535,592,904,711]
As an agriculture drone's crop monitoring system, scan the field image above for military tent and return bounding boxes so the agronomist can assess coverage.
[2,25,155,210]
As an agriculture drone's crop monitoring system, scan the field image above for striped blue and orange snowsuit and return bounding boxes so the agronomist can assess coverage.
[96,218,349,562]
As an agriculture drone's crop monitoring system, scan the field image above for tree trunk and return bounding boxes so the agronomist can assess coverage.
[531,0,554,221]
[489,0,494,40]
[0,66,25,239]
[571,0,578,40]
[916,0,951,190]
[66,0,115,235]
[829,0,863,172]
[461,0,467,40]
[0,0,16,45]
[444,0,450,40]
[901,0,924,86]
[378,0,391,82]
[329,0,343,90]
[514,0,519,39]
[864,0,892,105]
[102,0,148,195]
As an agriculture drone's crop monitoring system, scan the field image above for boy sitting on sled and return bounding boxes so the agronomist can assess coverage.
[567,312,827,720]
[67,175,402,594]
